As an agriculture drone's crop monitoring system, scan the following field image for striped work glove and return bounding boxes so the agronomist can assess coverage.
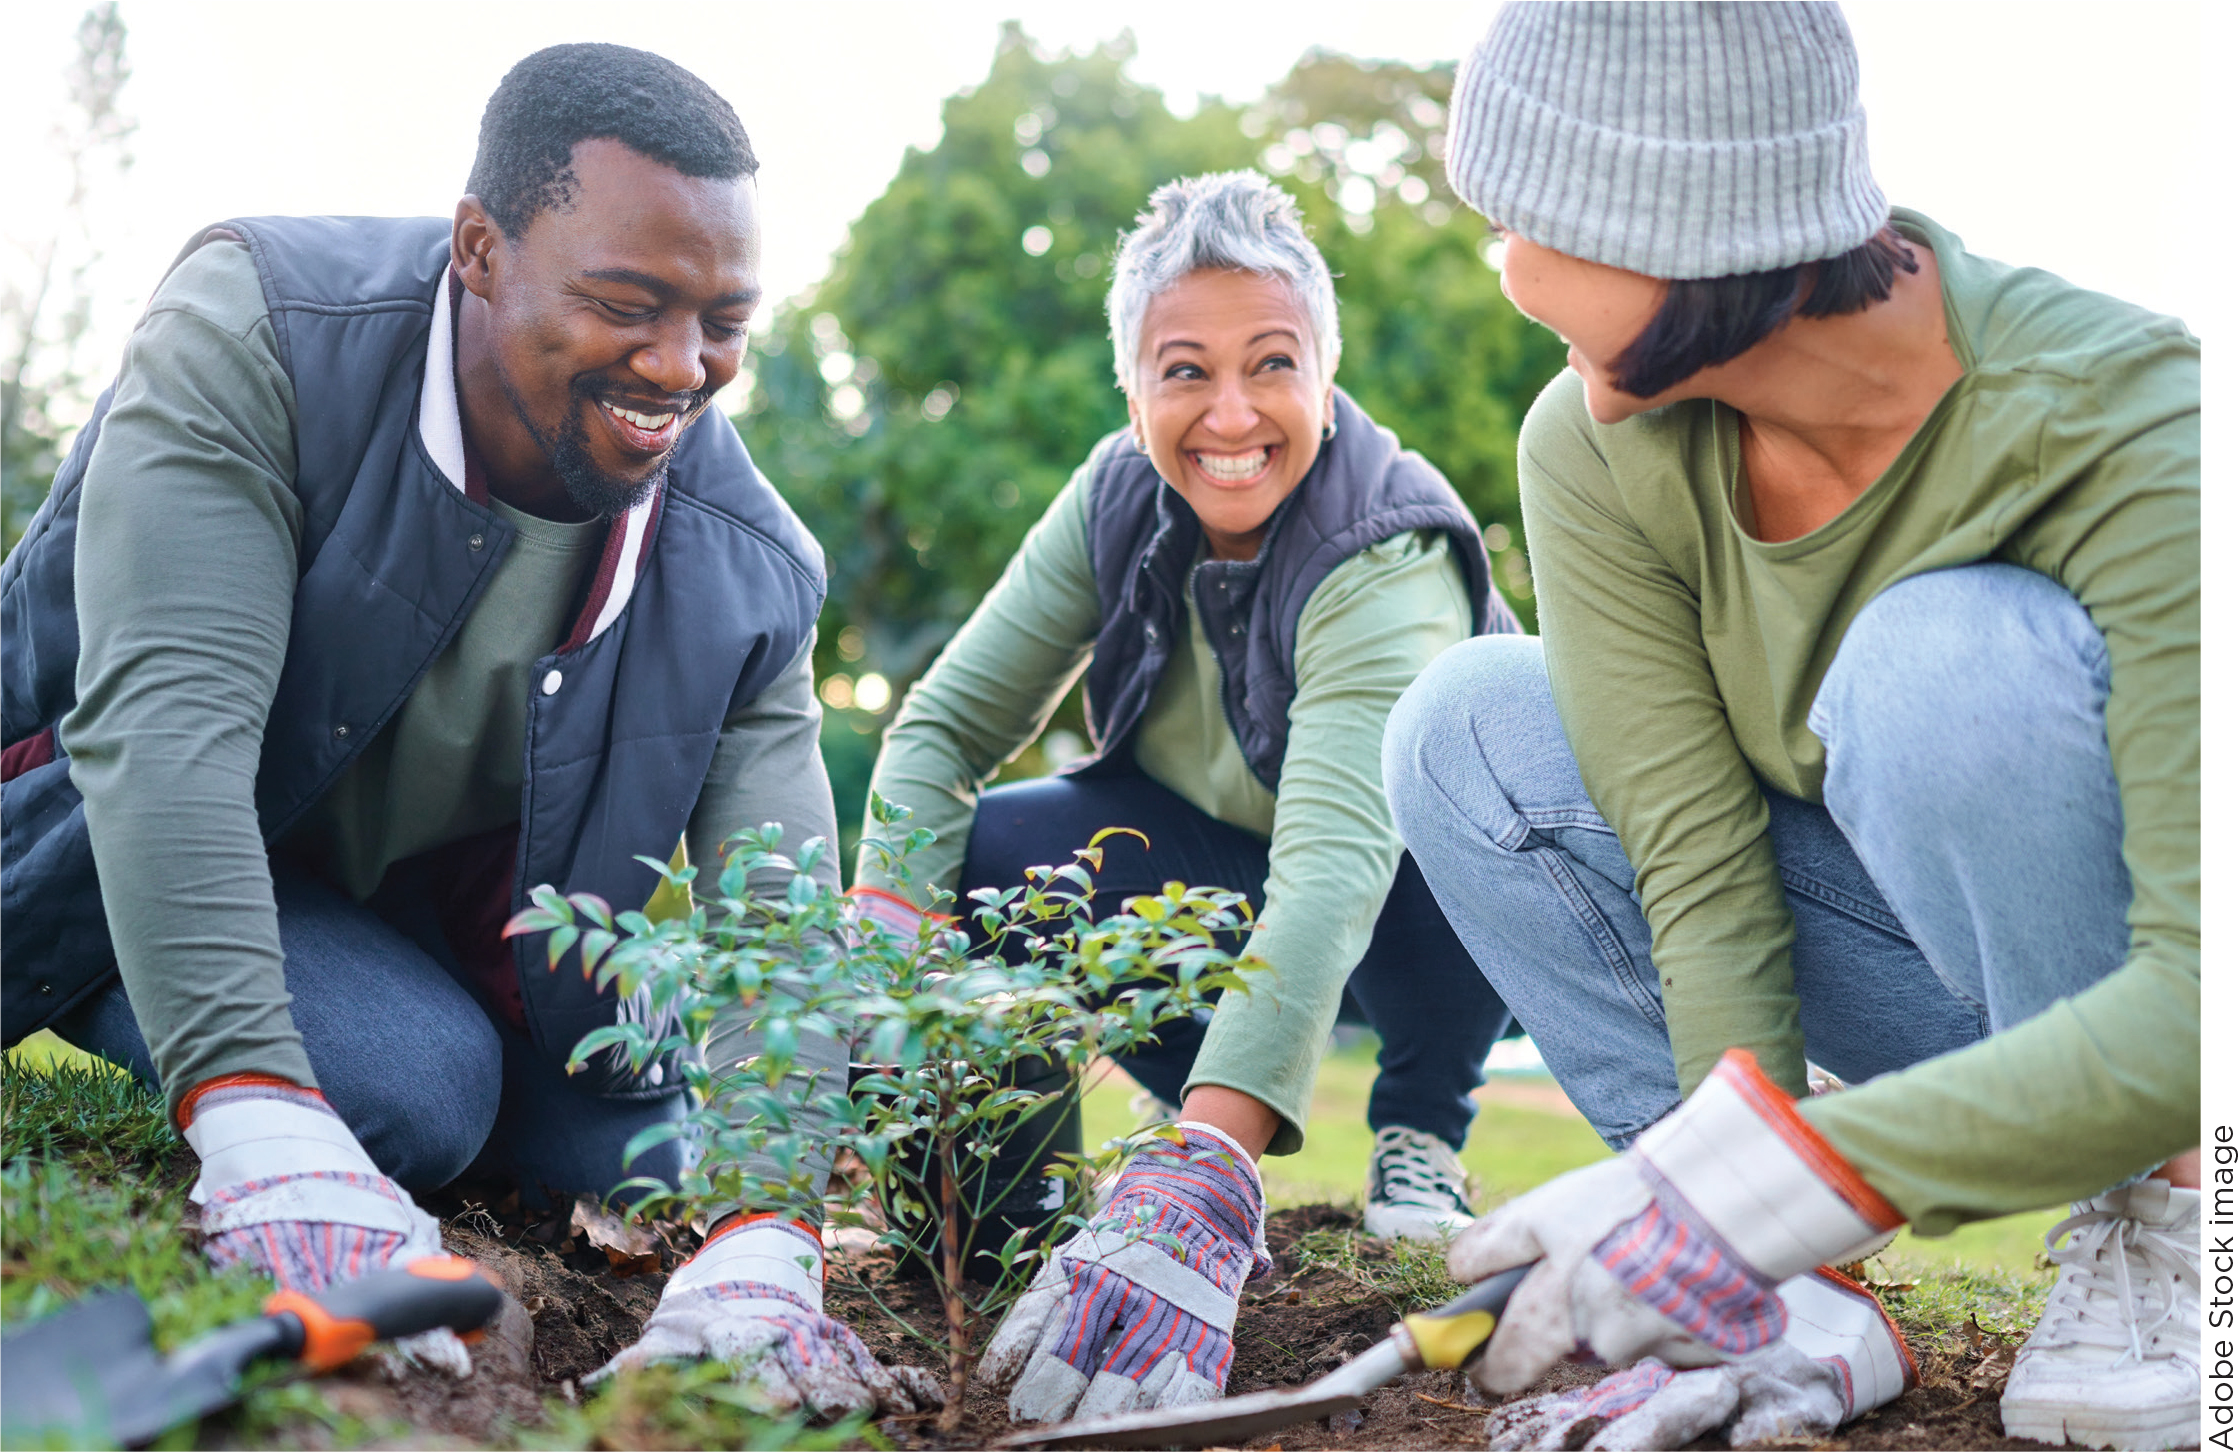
[842,886,936,942]
[979,1123,1273,1424]
[1482,1268,1916,1449]
[592,1214,944,1417]
[182,1074,470,1377]
[1449,1049,1904,1399]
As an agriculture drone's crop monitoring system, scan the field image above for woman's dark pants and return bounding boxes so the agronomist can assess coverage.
[958,770,1514,1150]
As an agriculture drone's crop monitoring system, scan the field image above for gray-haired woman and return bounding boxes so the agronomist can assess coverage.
[851,170,1521,1423]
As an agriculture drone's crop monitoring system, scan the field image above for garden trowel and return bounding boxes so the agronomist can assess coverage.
[994,1262,1531,1449]
[0,1254,503,1448]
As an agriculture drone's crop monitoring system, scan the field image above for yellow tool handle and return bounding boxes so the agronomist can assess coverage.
[1397,1263,1532,1370]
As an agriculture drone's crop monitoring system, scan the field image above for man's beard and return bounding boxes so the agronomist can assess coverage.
[500,370,711,520]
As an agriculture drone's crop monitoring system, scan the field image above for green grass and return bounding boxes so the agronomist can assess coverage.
[516,1361,883,1451]
[0,1041,884,1450]
[1,1041,395,1449]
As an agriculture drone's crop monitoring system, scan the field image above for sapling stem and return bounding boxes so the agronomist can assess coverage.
[937,1118,970,1431]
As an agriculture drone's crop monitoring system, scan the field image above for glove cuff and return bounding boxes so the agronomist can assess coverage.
[184,1076,381,1202]
[1635,1050,1902,1283]
[1778,1267,1916,1417]
[670,1212,824,1306]
[1174,1121,1264,1200]
[179,1072,329,1129]
[845,885,951,937]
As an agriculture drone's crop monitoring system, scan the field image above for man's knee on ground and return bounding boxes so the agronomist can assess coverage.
[331,1041,502,1192]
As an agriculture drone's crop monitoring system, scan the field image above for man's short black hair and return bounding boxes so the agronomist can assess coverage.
[1611,228,1922,399]
[468,43,757,238]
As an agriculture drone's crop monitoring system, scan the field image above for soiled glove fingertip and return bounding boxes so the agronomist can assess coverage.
[1007,1357,1090,1424]
[891,1364,948,1412]
[1470,1264,1578,1395]
[405,1327,475,1380]
[1446,1210,1545,1286]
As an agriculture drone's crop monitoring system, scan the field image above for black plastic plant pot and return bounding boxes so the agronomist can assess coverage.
[848,1054,1083,1285]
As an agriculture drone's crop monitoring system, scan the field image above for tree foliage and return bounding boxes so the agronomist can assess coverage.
[2,3,134,553]
[742,29,1566,842]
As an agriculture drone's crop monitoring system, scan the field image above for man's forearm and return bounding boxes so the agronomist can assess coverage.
[63,244,310,1114]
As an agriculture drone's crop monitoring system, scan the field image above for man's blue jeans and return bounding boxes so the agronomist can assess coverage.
[1382,563,2132,1149]
[53,859,685,1200]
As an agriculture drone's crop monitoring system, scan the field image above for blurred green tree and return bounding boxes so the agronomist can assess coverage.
[1247,51,1566,614]
[736,29,1567,863]
[3,3,135,553]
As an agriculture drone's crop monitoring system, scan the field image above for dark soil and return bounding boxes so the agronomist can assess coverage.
[825,1205,2054,1452]
[277,1183,680,1446]
[302,1198,2058,1450]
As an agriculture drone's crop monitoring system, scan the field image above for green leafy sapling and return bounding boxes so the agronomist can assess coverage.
[504,795,1262,1424]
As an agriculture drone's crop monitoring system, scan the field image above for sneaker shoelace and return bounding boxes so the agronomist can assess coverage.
[2033,1202,2200,1363]
[1370,1129,1470,1213]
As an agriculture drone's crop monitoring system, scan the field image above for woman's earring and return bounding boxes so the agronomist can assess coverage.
[1321,417,1337,442]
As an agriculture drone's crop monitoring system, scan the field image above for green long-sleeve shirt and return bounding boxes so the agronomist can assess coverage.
[856,461,1476,1155]
[1519,209,2198,1233]
[61,240,840,1120]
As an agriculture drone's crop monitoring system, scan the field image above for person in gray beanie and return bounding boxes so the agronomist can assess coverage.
[1380,3,2199,1449]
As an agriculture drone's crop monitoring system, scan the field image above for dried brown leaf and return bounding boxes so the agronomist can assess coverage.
[570,1194,659,1258]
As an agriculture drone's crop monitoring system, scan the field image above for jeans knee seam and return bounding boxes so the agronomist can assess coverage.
[1409,747,1535,857]
[1777,869,1907,938]
[1540,851,1665,1029]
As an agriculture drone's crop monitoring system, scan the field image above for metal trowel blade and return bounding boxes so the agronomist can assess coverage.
[993,1338,1411,1449]
[0,1288,286,1448]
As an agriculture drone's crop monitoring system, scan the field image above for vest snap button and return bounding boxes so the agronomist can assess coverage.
[333,724,350,740]
[542,669,564,696]
[36,981,53,996]
[468,532,486,552]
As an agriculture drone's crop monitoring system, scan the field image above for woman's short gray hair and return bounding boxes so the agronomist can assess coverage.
[1106,170,1340,391]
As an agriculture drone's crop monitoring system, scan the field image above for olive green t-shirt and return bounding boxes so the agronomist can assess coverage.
[1518,209,2198,1231]
[856,462,1477,1155]
[282,496,603,898]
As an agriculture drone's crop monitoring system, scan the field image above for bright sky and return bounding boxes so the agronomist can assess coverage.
[0,0,2210,403]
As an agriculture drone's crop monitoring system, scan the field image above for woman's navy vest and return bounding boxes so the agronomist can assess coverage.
[0,216,824,1095]
[1076,386,1518,790]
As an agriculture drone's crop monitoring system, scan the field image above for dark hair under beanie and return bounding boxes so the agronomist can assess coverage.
[468,43,757,237]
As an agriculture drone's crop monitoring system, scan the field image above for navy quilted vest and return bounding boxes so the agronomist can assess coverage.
[1076,386,1516,789]
[0,216,823,1094]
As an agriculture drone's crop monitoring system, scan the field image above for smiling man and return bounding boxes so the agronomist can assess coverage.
[0,44,933,1412]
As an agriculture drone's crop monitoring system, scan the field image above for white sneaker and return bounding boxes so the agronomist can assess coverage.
[2000,1180,2200,1450]
[1362,1127,1475,1242]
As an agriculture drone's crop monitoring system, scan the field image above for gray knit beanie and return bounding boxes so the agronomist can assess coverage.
[1445,1,1886,280]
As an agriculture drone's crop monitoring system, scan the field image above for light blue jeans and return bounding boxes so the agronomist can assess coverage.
[1383,564,2133,1149]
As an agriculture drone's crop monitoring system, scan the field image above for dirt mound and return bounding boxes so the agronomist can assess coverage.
[295,1197,2045,1450]
[286,1188,678,1445]
[837,1204,2050,1452]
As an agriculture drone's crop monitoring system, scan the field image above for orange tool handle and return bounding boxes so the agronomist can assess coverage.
[264,1255,502,1373]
